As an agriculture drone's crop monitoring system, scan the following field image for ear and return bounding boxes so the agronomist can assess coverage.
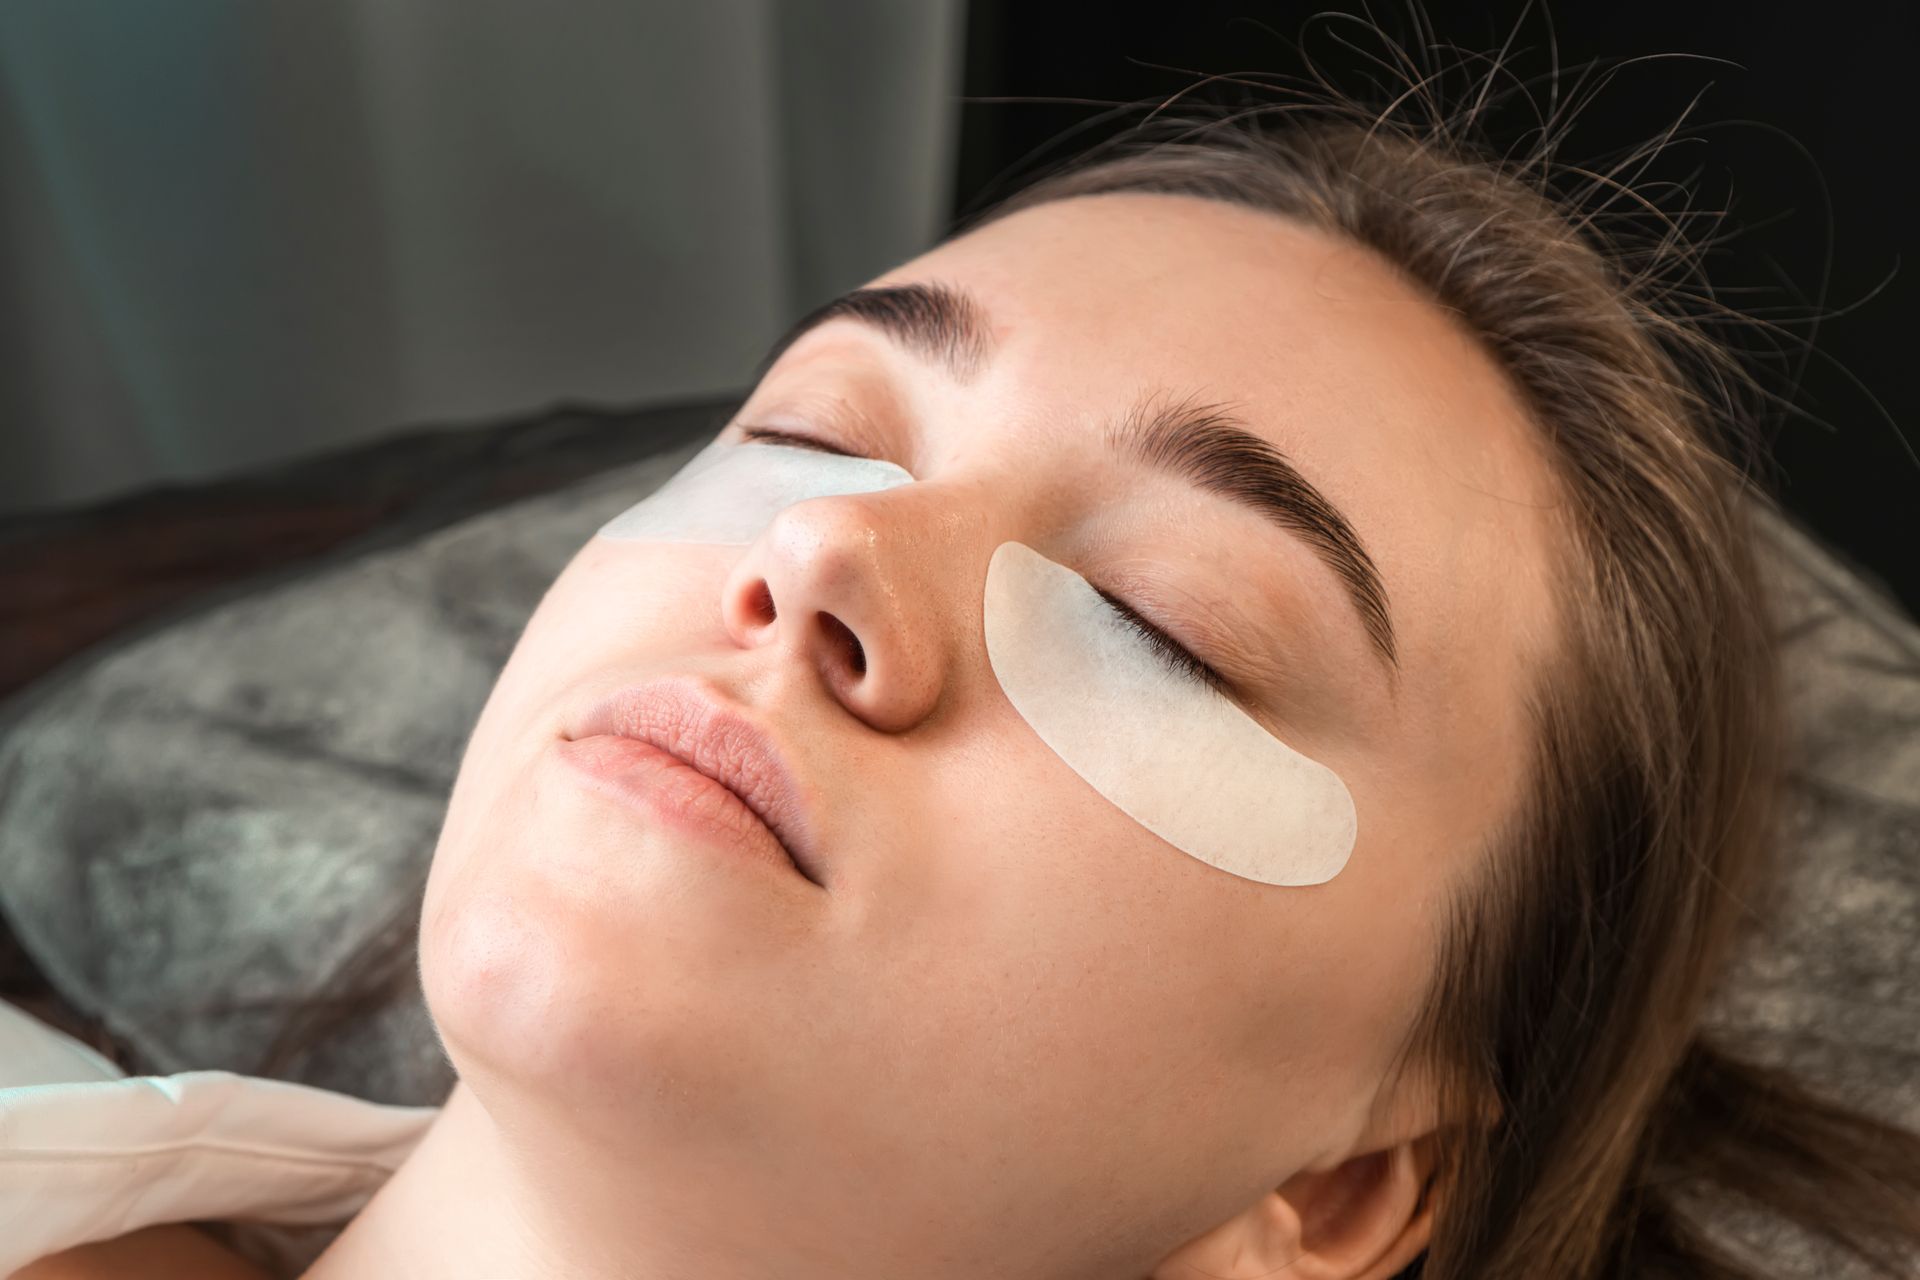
[1149,1137,1437,1280]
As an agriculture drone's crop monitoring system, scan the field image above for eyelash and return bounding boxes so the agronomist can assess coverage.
[734,423,1230,693]
[737,424,849,455]
[1092,588,1229,693]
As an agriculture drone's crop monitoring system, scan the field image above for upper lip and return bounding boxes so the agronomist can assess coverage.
[565,676,824,887]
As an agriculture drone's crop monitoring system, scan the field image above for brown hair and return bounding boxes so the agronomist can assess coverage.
[942,22,1920,1280]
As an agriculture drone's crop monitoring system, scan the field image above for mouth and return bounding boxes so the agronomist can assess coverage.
[564,676,824,887]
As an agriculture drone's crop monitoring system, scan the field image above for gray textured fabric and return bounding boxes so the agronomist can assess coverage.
[0,460,1914,1274]
[1688,516,1920,1276]
[0,429,708,1106]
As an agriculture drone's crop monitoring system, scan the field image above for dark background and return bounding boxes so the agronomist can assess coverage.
[954,0,1918,611]
[4,2,1914,706]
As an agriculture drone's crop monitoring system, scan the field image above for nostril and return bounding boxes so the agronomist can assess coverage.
[747,580,777,625]
[816,613,866,677]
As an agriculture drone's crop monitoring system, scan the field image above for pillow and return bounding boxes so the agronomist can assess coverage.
[0,438,1914,1272]
[0,997,434,1277]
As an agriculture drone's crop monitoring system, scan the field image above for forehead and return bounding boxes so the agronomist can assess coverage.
[856,190,1566,841]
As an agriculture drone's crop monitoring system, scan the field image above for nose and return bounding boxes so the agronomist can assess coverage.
[720,492,949,734]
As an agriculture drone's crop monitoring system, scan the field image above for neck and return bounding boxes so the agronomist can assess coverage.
[301,1082,561,1279]
[305,1080,698,1279]
[302,1074,1062,1279]
[302,1078,836,1279]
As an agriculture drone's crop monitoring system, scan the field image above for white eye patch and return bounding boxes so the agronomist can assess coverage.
[597,439,913,544]
[983,541,1356,886]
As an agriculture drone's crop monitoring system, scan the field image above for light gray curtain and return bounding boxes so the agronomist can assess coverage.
[0,1,965,513]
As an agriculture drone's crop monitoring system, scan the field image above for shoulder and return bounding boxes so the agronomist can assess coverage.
[13,1223,273,1280]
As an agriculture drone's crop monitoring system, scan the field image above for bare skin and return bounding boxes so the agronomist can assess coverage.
[44,191,1563,1279]
[14,1224,270,1280]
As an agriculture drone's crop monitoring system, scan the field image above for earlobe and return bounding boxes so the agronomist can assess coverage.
[1272,1140,1436,1280]
[1146,1187,1309,1280]
[1148,1140,1436,1280]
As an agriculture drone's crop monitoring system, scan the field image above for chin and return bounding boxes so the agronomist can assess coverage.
[416,849,752,1144]
[418,866,578,1089]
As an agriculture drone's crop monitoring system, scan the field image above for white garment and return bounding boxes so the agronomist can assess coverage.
[0,997,437,1275]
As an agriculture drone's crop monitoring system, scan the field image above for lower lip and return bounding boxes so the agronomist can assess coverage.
[553,735,801,879]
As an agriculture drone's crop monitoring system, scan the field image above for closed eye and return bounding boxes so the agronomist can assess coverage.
[1091,588,1229,693]
[735,424,848,454]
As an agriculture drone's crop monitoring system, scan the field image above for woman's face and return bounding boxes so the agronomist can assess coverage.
[419,192,1562,1277]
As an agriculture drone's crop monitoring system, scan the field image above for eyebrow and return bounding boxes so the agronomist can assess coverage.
[755,280,994,386]
[755,282,1399,671]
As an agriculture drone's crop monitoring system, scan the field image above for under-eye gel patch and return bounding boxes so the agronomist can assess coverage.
[597,439,913,545]
[983,541,1356,886]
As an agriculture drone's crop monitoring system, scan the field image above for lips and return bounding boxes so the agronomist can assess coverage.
[564,676,823,887]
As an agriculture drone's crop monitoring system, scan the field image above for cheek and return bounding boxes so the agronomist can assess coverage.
[858,735,1355,1194]
[917,699,1389,1066]
[896,712,1271,1053]
[525,540,730,659]
[468,541,734,752]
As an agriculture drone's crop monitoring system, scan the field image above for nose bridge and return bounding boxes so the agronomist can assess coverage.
[767,489,924,631]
